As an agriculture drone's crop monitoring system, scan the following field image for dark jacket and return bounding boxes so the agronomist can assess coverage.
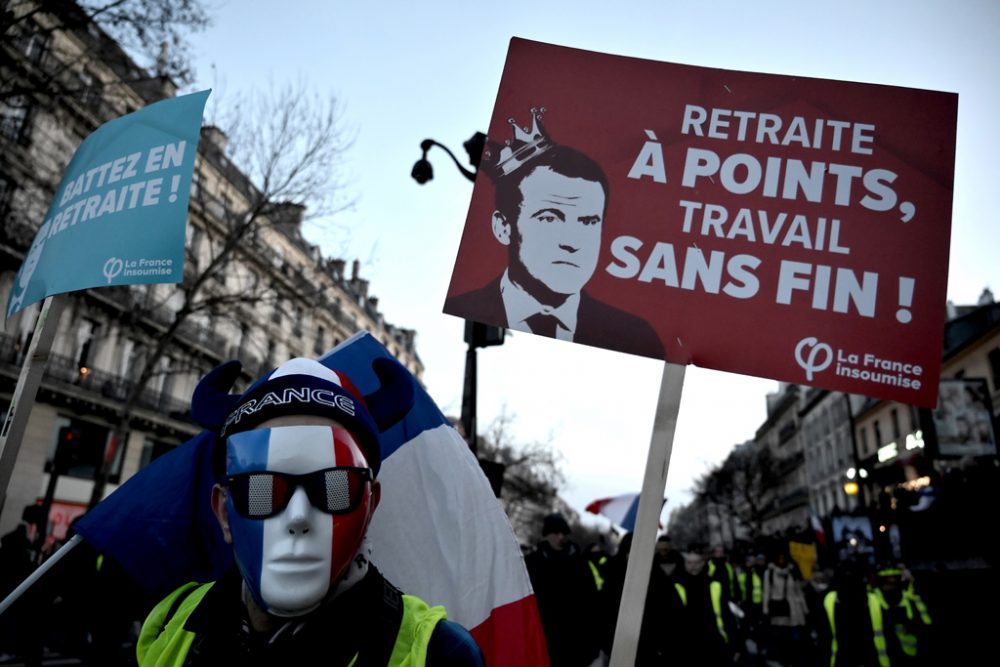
[637,559,688,666]
[525,541,601,667]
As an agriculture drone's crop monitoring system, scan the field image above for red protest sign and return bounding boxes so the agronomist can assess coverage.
[444,38,957,407]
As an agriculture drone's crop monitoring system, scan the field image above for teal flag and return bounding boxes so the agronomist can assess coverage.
[5,89,211,319]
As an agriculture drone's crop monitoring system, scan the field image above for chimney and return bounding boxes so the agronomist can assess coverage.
[156,41,169,76]
[352,259,360,282]
[272,202,305,230]
[329,259,345,281]
[202,126,229,153]
[978,287,994,305]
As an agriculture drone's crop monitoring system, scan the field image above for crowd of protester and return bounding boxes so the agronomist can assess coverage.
[525,513,938,667]
[0,505,943,666]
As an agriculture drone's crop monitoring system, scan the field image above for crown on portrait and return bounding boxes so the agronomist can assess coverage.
[485,107,553,179]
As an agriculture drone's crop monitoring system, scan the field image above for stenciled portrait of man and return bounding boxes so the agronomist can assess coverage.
[444,108,665,361]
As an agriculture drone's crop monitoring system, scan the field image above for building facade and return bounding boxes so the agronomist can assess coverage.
[755,383,810,536]
[1,3,422,544]
[669,291,999,565]
[800,388,865,517]
[852,292,999,566]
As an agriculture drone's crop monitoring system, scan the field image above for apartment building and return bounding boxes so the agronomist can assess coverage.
[0,2,422,541]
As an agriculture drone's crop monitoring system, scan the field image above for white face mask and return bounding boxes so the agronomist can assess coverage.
[225,424,375,616]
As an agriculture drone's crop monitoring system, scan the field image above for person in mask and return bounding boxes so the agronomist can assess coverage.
[136,357,484,666]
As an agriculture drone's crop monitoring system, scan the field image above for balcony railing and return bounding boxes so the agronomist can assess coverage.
[0,333,192,422]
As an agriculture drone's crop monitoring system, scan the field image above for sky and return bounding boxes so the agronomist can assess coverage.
[185,0,1000,531]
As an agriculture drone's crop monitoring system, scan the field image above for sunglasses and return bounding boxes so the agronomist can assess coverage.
[225,467,373,519]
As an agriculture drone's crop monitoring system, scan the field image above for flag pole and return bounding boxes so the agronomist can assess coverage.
[0,294,66,514]
[0,534,81,616]
[608,361,686,667]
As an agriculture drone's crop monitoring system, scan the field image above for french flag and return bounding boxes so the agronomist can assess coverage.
[810,513,827,547]
[76,332,548,666]
[585,493,643,532]
[318,332,546,665]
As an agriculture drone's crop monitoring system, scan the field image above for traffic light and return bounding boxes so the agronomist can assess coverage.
[53,426,82,474]
[465,320,505,348]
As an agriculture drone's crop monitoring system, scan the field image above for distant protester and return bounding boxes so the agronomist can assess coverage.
[525,513,601,667]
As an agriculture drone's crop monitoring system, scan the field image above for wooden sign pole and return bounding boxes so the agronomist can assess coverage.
[608,361,686,667]
[0,294,66,514]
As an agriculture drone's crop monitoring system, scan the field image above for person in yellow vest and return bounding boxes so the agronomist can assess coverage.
[823,559,934,666]
[585,542,609,592]
[674,546,736,665]
[707,544,739,602]
[632,534,688,666]
[872,565,934,664]
[135,358,484,667]
[738,552,766,653]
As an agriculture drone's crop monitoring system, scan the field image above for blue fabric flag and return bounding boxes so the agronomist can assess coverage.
[73,431,232,601]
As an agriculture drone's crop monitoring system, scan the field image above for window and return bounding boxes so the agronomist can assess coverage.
[1,96,31,143]
[190,171,202,199]
[15,31,48,64]
[874,420,883,447]
[314,326,326,355]
[0,174,11,218]
[859,426,869,456]
[120,338,141,380]
[75,319,98,371]
[159,357,177,404]
[891,408,901,440]
[186,224,203,257]
[76,69,103,109]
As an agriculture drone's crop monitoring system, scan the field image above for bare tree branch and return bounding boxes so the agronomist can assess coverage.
[478,408,566,527]
[86,81,353,507]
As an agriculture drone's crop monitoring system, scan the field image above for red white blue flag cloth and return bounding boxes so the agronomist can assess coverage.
[810,513,827,547]
[317,332,547,665]
[77,332,548,666]
[585,493,643,532]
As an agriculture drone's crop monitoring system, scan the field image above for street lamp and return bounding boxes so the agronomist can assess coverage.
[410,131,504,457]
[411,133,486,184]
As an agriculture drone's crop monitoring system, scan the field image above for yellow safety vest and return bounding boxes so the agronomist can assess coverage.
[674,581,728,644]
[708,560,737,599]
[873,589,924,658]
[825,589,927,667]
[903,584,932,626]
[738,570,763,604]
[137,581,447,667]
[588,557,606,591]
